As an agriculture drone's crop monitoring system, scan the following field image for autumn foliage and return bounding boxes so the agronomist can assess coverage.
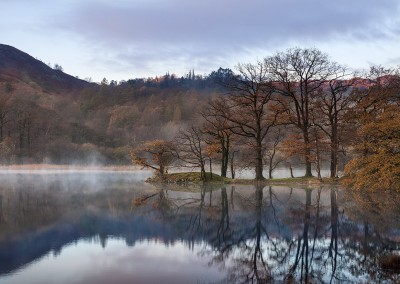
[344,105,400,191]
[130,140,177,176]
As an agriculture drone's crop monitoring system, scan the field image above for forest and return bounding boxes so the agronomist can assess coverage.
[0,46,399,189]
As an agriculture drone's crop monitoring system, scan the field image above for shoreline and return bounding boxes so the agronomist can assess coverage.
[147,172,342,187]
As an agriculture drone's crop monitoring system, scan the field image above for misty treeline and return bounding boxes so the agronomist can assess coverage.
[131,48,400,189]
[0,47,398,188]
[0,65,226,164]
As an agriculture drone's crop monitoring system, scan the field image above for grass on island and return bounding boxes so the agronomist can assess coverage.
[148,171,340,185]
[148,172,230,183]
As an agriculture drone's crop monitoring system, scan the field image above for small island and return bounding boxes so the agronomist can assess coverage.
[146,171,335,187]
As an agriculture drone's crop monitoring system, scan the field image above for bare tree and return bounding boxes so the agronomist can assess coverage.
[266,48,339,177]
[312,65,355,178]
[53,63,63,71]
[130,140,177,176]
[176,126,207,180]
[264,127,285,179]
[210,61,282,180]
[201,103,233,177]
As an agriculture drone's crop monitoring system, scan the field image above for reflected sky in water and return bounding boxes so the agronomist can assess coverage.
[2,239,224,284]
[0,172,399,283]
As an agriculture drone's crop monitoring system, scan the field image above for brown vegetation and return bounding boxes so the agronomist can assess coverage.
[1,45,399,188]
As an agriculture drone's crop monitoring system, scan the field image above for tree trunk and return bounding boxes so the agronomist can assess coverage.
[330,123,338,178]
[268,150,275,179]
[220,138,229,177]
[289,163,295,178]
[315,129,322,180]
[200,163,206,181]
[316,157,322,180]
[209,158,213,180]
[303,131,313,177]
[230,152,235,179]
[221,155,228,177]
[269,162,273,179]
[255,139,265,180]
[305,154,313,177]
[159,164,165,176]
[221,147,228,177]
[330,145,335,178]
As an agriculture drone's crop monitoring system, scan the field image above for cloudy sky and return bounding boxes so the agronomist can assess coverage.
[2,0,400,82]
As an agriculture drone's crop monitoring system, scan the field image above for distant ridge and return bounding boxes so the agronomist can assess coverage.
[0,44,92,92]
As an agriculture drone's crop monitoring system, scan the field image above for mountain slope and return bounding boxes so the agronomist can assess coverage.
[0,44,91,92]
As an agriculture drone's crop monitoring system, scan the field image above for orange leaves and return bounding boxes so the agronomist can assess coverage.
[205,142,220,158]
[280,133,306,158]
[344,101,400,191]
[344,154,400,191]
[130,140,177,175]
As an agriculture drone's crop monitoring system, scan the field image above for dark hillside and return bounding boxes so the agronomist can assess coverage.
[0,44,220,164]
[0,44,91,92]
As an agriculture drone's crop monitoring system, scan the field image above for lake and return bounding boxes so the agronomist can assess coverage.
[0,170,399,283]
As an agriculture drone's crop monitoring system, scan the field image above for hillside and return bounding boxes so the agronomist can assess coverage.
[0,45,217,165]
[0,44,91,92]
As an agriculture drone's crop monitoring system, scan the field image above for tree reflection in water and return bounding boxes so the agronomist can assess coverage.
[341,188,400,282]
[0,175,400,283]
[222,184,273,283]
[174,185,400,283]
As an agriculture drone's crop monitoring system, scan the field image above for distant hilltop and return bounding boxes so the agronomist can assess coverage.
[0,44,92,92]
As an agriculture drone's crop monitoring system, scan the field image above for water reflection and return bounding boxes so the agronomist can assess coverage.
[0,173,399,283]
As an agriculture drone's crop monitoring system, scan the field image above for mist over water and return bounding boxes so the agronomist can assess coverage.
[234,167,332,179]
[168,166,332,179]
[0,167,152,192]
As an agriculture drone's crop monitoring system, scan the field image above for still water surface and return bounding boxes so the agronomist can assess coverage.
[0,171,399,283]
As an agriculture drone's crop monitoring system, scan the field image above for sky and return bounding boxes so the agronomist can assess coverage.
[1,0,400,82]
